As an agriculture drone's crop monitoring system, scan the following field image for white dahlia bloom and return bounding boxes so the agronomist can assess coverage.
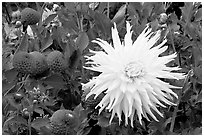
[82,22,185,127]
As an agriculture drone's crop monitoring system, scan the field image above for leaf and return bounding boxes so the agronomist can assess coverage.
[192,45,202,67]
[4,68,18,82]
[86,27,98,41]
[3,115,28,127]
[194,8,202,21]
[42,74,66,89]
[15,33,28,53]
[39,126,53,135]
[181,83,193,102]
[64,2,76,12]
[181,2,194,23]
[97,116,110,127]
[41,30,53,51]
[43,14,57,25]
[196,92,202,103]
[34,107,44,115]
[92,11,113,36]
[31,117,50,131]
[128,2,142,13]
[189,127,202,135]
[142,3,154,18]
[2,81,15,96]
[58,13,79,33]
[112,4,127,24]
[76,31,89,53]
[194,66,202,83]
[69,49,81,70]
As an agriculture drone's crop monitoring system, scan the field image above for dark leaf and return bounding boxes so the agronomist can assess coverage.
[69,49,81,69]
[86,26,98,41]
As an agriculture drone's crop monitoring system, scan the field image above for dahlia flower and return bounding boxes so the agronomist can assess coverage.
[82,22,184,127]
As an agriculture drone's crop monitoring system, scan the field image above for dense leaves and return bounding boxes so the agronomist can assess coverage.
[2,2,202,135]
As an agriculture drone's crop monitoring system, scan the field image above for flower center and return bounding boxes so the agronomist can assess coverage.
[124,62,145,81]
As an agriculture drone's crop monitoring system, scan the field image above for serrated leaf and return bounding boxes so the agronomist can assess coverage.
[76,32,89,53]
[31,117,50,131]
[43,74,66,89]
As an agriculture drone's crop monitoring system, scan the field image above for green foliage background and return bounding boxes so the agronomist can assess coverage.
[2,2,202,135]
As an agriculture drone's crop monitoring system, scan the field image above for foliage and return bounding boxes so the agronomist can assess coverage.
[2,2,202,135]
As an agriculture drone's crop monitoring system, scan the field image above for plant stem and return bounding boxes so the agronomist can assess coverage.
[169,91,181,132]
[168,26,181,66]
[28,113,32,135]
[169,70,192,132]
[107,2,110,18]
[80,14,84,32]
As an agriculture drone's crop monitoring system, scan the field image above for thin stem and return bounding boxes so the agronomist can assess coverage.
[80,14,84,32]
[169,70,192,132]
[169,91,181,132]
[107,2,110,18]
[28,113,32,135]
[168,26,181,66]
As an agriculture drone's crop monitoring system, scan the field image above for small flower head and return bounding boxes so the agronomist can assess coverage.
[82,22,185,127]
